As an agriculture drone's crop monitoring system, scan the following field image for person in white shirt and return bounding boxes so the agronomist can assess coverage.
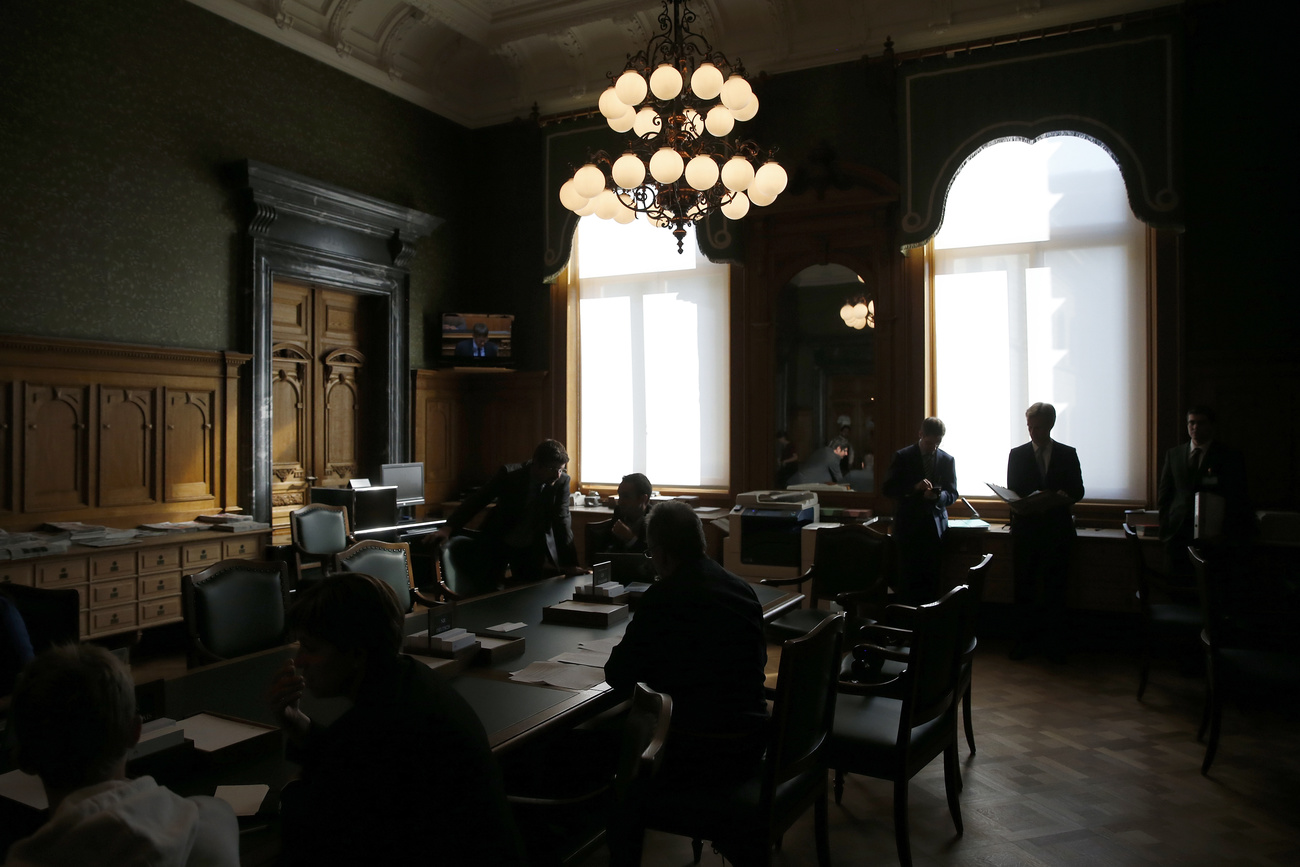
[6,643,238,867]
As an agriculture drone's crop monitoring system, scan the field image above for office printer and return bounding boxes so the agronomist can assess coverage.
[722,491,819,581]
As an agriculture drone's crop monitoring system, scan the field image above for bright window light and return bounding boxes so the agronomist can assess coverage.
[932,136,1147,500]
[576,217,729,488]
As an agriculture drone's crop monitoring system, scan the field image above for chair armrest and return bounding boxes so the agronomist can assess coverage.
[852,623,912,649]
[413,588,443,608]
[507,783,612,808]
[838,670,905,697]
[760,568,811,588]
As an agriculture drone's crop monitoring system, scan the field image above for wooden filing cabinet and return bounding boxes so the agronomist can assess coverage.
[5,529,270,640]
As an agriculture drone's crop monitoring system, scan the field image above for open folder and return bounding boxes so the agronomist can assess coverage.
[986,482,1073,516]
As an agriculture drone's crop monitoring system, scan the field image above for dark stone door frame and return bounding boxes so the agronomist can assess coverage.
[240,161,441,523]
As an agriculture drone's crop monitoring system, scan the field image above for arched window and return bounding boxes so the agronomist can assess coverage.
[573,215,730,488]
[930,135,1147,500]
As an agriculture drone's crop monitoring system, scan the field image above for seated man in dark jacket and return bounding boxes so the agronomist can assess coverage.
[268,574,525,867]
[587,472,653,557]
[605,501,769,779]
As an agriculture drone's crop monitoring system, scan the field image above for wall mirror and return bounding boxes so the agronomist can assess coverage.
[774,263,878,493]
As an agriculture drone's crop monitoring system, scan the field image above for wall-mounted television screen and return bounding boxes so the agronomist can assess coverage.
[441,313,514,365]
[378,462,425,508]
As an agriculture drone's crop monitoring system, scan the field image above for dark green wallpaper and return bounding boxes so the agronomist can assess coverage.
[0,0,469,365]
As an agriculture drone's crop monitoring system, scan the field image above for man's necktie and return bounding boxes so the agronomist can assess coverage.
[1036,449,1048,485]
[923,452,935,483]
[1189,447,1202,473]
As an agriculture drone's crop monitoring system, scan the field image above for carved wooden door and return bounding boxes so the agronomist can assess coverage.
[270,280,374,537]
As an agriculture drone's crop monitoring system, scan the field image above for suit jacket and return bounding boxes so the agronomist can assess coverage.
[446,462,579,569]
[454,338,498,358]
[1006,440,1084,537]
[883,444,957,539]
[605,556,768,737]
[788,446,844,486]
[1157,440,1249,543]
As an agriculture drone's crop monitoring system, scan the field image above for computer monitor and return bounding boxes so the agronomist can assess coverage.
[379,462,425,508]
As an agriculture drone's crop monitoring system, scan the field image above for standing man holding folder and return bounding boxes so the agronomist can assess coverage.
[883,417,958,605]
[1006,402,1084,663]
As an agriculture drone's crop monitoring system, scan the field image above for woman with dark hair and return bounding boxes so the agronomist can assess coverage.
[268,574,524,866]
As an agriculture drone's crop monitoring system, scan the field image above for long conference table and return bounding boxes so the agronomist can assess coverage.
[160,572,803,755]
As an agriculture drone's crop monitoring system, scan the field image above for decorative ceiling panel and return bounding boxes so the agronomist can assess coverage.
[186,0,1177,128]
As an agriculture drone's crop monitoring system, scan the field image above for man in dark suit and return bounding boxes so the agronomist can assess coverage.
[428,439,587,583]
[1006,402,1085,662]
[454,322,498,358]
[587,472,652,557]
[1157,405,1250,580]
[883,417,958,605]
[787,437,850,486]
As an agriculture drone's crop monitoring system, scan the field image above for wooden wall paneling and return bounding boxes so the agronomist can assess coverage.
[270,346,311,525]
[0,336,249,531]
[23,383,91,513]
[412,370,463,507]
[163,390,214,502]
[98,387,156,507]
[0,381,12,517]
[321,348,363,483]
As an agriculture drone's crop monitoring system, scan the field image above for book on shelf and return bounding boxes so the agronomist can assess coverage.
[195,513,254,524]
[137,521,206,533]
[212,521,270,532]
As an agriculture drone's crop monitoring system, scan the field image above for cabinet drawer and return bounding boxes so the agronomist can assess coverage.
[139,547,181,574]
[139,597,182,625]
[222,536,264,559]
[91,552,138,580]
[89,603,138,634]
[139,573,182,598]
[183,541,222,569]
[91,578,138,608]
[0,563,34,586]
[37,559,88,587]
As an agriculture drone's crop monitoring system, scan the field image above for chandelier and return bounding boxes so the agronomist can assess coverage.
[558,0,787,253]
[840,296,875,330]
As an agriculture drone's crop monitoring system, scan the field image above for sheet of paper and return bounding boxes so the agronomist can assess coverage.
[509,661,607,690]
[487,621,527,633]
[214,784,269,816]
[178,713,273,752]
[0,769,48,810]
[549,600,621,614]
[577,637,621,654]
[552,648,610,668]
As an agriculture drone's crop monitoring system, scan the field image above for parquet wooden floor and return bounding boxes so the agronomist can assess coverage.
[601,638,1300,867]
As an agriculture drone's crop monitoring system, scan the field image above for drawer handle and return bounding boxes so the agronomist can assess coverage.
[156,556,165,565]
[110,563,118,572]
[58,568,68,577]
[110,613,119,624]
[109,588,118,598]
[199,552,208,560]
[156,580,166,591]
[156,605,166,615]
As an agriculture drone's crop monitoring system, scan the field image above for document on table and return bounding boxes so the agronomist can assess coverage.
[577,637,622,654]
[214,784,270,816]
[552,648,610,668]
[0,769,48,810]
[510,661,607,690]
[178,713,272,752]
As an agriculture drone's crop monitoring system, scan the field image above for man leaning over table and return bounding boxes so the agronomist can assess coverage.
[426,438,589,583]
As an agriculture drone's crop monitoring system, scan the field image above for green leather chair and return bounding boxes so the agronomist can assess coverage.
[435,535,503,601]
[334,539,439,613]
[182,558,290,667]
[289,503,352,588]
[763,522,893,643]
[639,612,846,867]
[830,585,970,867]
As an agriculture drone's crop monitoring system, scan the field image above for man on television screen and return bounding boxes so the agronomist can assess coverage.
[455,323,497,358]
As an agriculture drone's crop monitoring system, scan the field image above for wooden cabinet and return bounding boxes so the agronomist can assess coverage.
[6,529,270,639]
[412,369,551,511]
[0,335,248,531]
